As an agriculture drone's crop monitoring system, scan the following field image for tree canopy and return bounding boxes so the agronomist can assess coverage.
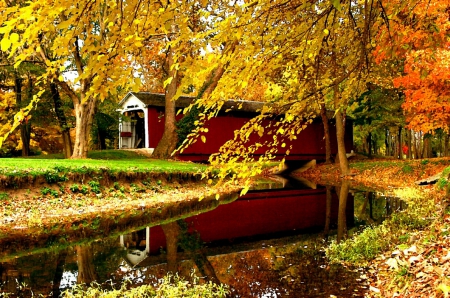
[0,0,449,171]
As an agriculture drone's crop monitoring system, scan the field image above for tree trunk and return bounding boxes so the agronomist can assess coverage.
[398,126,403,159]
[407,129,412,159]
[423,134,432,158]
[14,75,31,156]
[50,83,73,158]
[385,129,389,156]
[334,89,350,175]
[445,133,449,157]
[367,132,372,158]
[71,97,96,159]
[416,131,422,159]
[152,49,179,159]
[20,122,31,156]
[320,102,332,163]
[76,244,98,285]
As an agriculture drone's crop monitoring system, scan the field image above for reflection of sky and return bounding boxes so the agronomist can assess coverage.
[118,261,147,284]
[60,271,77,289]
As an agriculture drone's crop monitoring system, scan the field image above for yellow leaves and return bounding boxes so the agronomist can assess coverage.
[163,77,173,88]
[257,126,264,137]
[10,33,19,43]
[438,283,450,297]
[132,77,141,92]
[1,38,11,52]
[201,135,206,143]
[240,185,250,196]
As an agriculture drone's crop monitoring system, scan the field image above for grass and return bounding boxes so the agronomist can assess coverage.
[24,149,148,160]
[0,150,207,191]
[0,156,205,173]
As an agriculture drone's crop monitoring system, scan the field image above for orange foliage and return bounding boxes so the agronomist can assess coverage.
[374,0,450,132]
[137,41,166,93]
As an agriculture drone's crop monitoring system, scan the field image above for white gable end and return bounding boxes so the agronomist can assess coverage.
[120,93,147,111]
[118,92,150,149]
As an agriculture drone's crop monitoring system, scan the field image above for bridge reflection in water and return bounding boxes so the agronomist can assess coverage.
[120,176,354,266]
[1,176,367,297]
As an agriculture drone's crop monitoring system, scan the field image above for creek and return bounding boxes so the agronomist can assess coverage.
[0,176,406,297]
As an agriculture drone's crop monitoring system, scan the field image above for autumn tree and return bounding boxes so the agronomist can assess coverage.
[171,0,384,189]
[374,0,450,135]
[0,56,42,156]
[0,0,177,158]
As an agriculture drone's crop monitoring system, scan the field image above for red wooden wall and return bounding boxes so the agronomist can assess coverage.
[147,107,353,161]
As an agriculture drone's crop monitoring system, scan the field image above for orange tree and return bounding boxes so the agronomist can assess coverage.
[374,0,450,133]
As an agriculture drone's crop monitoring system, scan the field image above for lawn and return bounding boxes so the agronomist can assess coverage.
[0,150,206,174]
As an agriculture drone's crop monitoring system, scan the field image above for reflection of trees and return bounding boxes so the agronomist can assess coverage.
[161,221,180,274]
[337,181,350,243]
[209,238,369,297]
[356,192,407,224]
[324,186,333,238]
[176,220,220,284]
[0,249,68,297]
[76,244,98,285]
[52,249,68,298]
[211,249,283,297]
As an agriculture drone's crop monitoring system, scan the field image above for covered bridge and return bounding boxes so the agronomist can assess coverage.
[117,92,353,161]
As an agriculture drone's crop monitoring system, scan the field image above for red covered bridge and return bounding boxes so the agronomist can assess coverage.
[117,92,353,161]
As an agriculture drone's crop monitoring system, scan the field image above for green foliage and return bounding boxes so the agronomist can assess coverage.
[437,166,450,190]
[401,164,413,173]
[348,87,409,157]
[40,187,58,197]
[91,99,120,150]
[80,185,89,195]
[421,159,429,165]
[69,184,80,193]
[0,192,8,200]
[88,180,101,194]
[40,187,51,196]
[61,273,228,298]
[176,105,200,148]
[44,171,68,184]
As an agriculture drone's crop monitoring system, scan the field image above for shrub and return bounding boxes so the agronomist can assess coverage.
[61,273,228,298]
[69,184,80,193]
[41,187,51,196]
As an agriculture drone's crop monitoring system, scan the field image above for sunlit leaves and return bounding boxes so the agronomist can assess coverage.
[374,0,450,132]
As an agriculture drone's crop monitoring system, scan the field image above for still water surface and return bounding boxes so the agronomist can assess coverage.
[0,176,405,297]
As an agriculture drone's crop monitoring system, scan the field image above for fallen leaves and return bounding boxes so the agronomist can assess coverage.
[364,205,450,297]
[300,158,450,298]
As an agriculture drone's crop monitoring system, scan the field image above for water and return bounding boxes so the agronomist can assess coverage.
[0,177,404,297]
